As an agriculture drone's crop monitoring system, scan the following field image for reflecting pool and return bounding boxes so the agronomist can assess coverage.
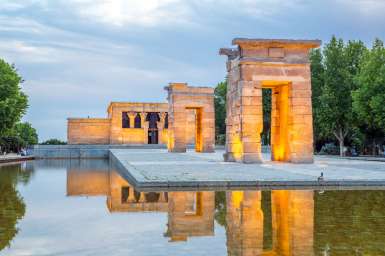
[1,159,385,255]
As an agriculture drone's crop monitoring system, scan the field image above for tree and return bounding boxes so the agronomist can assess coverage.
[353,39,385,154]
[310,48,325,150]
[317,37,366,156]
[40,138,67,145]
[261,89,271,145]
[214,81,227,144]
[14,122,38,146]
[0,164,33,250]
[0,59,28,137]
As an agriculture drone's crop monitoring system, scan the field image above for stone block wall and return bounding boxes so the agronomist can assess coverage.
[67,118,111,144]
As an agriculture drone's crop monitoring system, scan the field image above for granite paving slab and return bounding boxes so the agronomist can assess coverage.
[109,149,385,190]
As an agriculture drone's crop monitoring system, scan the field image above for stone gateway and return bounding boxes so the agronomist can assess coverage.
[220,38,321,163]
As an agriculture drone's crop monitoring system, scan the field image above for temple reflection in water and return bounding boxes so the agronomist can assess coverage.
[62,160,385,255]
[66,165,215,242]
[66,163,314,255]
[226,191,313,256]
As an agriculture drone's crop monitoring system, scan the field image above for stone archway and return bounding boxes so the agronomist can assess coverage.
[220,38,321,163]
[165,83,215,153]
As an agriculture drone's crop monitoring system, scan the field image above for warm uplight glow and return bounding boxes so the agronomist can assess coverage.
[195,108,203,152]
[231,191,244,209]
[231,134,243,161]
[167,130,174,151]
[262,80,291,88]
[270,84,290,161]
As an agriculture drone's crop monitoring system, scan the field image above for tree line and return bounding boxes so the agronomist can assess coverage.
[214,36,385,156]
[0,58,68,152]
[0,59,38,153]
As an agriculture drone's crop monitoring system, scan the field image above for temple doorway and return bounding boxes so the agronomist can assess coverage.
[146,112,160,144]
[262,81,290,161]
[148,129,159,144]
[186,107,203,152]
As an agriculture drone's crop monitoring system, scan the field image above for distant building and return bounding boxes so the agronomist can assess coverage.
[67,102,196,145]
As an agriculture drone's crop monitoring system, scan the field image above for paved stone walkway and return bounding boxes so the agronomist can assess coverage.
[110,149,385,190]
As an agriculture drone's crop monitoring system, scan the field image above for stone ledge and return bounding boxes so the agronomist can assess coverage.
[110,148,385,191]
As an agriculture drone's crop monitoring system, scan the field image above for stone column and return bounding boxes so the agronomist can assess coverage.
[128,186,136,202]
[201,105,215,153]
[240,78,263,163]
[169,110,187,152]
[159,192,167,202]
[140,112,148,144]
[220,48,245,162]
[128,112,136,128]
[158,112,165,144]
[288,79,314,163]
[139,192,146,203]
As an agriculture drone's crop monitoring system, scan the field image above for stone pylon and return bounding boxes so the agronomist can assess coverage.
[220,38,321,163]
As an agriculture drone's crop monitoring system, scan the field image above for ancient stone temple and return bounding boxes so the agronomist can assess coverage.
[67,102,197,145]
[220,38,321,163]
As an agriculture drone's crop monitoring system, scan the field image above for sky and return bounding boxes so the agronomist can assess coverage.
[1,0,385,141]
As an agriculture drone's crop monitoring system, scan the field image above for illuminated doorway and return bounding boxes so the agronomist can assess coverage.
[262,81,291,162]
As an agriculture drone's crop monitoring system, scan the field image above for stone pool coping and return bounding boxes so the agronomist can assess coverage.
[0,155,35,164]
[110,149,385,191]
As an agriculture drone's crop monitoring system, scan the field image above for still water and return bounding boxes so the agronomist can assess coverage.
[1,159,385,255]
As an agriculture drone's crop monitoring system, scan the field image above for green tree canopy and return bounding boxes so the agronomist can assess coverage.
[14,122,38,146]
[40,138,67,145]
[352,39,385,152]
[0,59,28,137]
[353,39,385,129]
[316,36,367,156]
[214,81,227,144]
[310,48,325,147]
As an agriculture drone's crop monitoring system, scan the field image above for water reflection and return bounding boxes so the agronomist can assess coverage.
[0,163,34,250]
[165,192,214,242]
[1,160,385,255]
[66,166,215,242]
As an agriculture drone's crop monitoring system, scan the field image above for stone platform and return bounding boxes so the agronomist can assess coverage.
[110,149,385,191]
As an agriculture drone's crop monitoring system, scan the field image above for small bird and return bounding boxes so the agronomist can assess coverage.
[318,172,324,182]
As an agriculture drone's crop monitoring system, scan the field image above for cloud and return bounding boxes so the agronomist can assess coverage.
[1,0,385,141]
[0,0,306,28]
[338,0,385,16]
[68,0,194,27]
